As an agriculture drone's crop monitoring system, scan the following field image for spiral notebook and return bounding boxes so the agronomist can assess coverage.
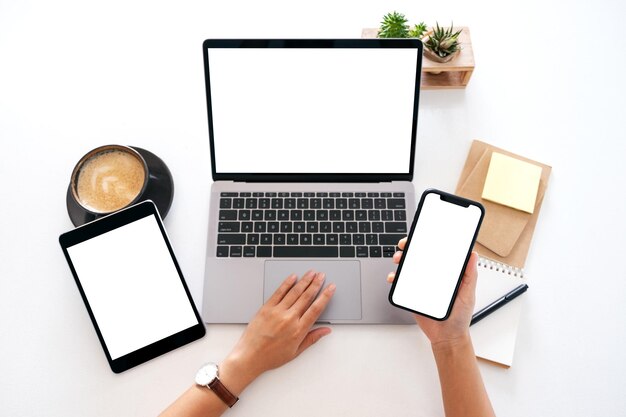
[470,256,526,368]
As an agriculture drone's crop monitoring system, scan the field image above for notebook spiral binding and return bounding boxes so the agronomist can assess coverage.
[477,256,525,279]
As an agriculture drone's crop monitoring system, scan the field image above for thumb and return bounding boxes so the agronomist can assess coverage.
[296,327,332,356]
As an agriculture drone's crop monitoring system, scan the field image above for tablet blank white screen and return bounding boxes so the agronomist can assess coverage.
[67,215,198,360]
[392,193,482,319]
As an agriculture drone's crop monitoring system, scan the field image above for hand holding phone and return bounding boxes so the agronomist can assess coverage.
[389,189,484,320]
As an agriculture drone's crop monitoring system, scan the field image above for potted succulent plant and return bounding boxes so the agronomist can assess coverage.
[422,23,463,63]
[376,13,463,65]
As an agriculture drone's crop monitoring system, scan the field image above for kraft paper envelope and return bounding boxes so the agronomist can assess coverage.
[456,140,551,268]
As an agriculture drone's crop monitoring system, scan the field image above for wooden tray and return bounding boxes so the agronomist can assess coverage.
[361,27,475,89]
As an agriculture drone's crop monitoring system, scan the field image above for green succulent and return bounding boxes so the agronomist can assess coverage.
[378,11,409,38]
[425,22,463,57]
[408,22,428,39]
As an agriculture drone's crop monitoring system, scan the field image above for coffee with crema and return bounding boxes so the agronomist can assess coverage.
[76,149,146,213]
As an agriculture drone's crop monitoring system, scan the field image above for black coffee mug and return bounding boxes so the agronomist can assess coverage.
[66,144,174,226]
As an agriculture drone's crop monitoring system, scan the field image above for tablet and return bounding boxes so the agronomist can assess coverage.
[59,200,205,373]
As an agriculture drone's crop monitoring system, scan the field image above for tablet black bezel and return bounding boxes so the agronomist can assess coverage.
[202,38,423,182]
[59,200,205,373]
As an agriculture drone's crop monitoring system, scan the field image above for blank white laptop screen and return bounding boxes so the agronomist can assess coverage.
[66,215,199,360]
[207,48,419,174]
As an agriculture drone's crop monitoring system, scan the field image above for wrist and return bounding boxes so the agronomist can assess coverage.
[430,333,473,356]
[218,352,261,396]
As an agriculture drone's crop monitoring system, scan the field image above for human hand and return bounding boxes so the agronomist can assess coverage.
[387,238,479,350]
[220,271,335,387]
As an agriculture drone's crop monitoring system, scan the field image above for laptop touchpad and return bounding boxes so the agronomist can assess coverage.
[264,260,362,321]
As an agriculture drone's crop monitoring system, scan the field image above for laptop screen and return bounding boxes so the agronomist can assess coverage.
[204,40,422,181]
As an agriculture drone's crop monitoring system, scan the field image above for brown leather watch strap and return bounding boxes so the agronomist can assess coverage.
[208,377,239,407]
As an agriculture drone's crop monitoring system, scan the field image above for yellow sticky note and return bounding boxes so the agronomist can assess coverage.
[482,152,542,214]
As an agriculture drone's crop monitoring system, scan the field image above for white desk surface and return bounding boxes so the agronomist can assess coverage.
[2,1,626,416]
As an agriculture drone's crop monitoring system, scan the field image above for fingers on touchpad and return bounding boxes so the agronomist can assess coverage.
[263,260,362,321]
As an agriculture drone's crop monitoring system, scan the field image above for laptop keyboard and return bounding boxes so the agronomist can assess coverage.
[216,192,408,258]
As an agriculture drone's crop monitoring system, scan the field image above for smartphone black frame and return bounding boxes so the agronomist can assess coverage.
[59,200,206,373]
[388,189,485,321]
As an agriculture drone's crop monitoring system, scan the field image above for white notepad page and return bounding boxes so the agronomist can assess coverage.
[470,257,526,367]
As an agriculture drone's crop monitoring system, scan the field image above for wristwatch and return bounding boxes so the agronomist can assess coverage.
[195,362,239,407]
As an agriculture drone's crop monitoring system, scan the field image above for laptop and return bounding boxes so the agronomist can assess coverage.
[201,39,423,324]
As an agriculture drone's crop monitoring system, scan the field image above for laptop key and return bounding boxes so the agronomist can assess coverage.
[311,198,322,209]
[346,222,357,233]
[285,198,296,209]
[254,222,266,232]
[316,210,328,221]
[394,210,407,221]
[218,222,240,233]
[367,192,379,197]
[313,234,325,245]
[320,222,331,233]
[221,192,238,197]
[291,192,303,197]
[358,222,371,233]
[387,199,406,209]
[369,246,382,257]
[304,192,315,197]
[383,246,396,257]
[393,192,405,197]
[307,222,318,233]
[379,234,406,246]
[242,222,253,232]
[257,246,272,257]
[260,234,272,244]
[349,198,360,209]
[233,198,245,209]
[280,222,292,233]
[366,234,378,245]
[216,246,229,257]
[259,198,270,209]
[247,234,259,245]
[329,192,340,197]
[381,210,393,221]
[252,210,263,220]
[219,198,232,208]
[240,192,251,197]
[333,222,345,233]
[385,222,408,233]
[230,246,242,257]
[294,222,305,232]
[355,210,367,221]
[372,222,384,233]
[336,198,347,209]
[273,246,338,257]
[340,234,351,245]
[264,210,277,220]
[304,210,315,221]
[219,210,237,220]
[342,210,354,221]
[297,198,308,209]
[239,210,251,220]
[340,246,355,257]
[273,234,286,245]
[278,210,289,220]
[300,234,312,245]
[218,234,245,245]
[246,198,258,208]
[244,246,255,257]
[361,199,373,209]
[278,192,289,197]
[290,210,302,221]
[368,210,381,221]
[355,192,366,197]
[268,222,279,233]
[253,192,264,197]
[353,234,365,245]
[381,192,392,197]
[287,234,299,245]
[271,198,283,209]
[323,198,334,209]
[374,199,386,209]
[329,210,341,220]
[326,234,338,245]
[356,246,368,257]
[342,192,354,197]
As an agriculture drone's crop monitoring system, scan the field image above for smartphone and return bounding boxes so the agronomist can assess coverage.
[389,189,484,320]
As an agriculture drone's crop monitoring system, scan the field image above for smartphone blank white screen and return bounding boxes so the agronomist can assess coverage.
[66,215,198,359]
[391,193,482,319]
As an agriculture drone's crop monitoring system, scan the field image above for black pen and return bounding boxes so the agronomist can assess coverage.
[470,284,529,326]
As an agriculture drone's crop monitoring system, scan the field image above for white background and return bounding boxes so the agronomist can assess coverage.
[392,193,482,318]
[209,48,416,173]
[66,215,198,360]
[1,1,626,416]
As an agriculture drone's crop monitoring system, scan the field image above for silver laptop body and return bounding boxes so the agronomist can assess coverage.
[201,39,423,324]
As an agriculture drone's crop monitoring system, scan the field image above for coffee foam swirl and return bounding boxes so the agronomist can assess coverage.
[76,150,145,213]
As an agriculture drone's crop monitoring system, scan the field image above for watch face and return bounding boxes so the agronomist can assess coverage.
[195,362,218,386]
